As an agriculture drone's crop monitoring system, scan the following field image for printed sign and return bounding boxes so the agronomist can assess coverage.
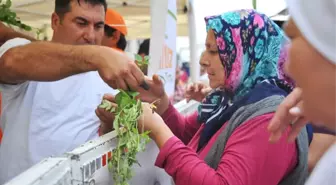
[149,0,177,97]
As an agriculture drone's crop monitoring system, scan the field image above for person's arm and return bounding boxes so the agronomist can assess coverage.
[0,38,110,84]
[0,22,36,44]
[161,103,201,144]
[155,113,297,185]
[308,133,336,172]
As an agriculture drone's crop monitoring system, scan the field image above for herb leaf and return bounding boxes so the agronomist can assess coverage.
[99,89,152,185]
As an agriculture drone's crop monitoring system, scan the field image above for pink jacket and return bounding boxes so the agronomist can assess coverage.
[155,103,298,185]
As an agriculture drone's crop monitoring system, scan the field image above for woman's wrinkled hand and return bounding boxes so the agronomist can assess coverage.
[138,103,174,148]
[133,74,170,115]
[95,94,117,135]
[185,82,212,103]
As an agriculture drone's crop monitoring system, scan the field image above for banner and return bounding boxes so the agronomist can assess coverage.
[149,0,177,97]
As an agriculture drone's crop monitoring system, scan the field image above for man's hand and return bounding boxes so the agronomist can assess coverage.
[268,88,309,142]
[96,47,146,91]
[185,82,211,103]
[95,94,116,135]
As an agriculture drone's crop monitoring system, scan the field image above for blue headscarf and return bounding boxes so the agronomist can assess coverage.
[197,10,296,150]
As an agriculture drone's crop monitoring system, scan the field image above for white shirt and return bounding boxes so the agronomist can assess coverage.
[305,143,336,185]
[0,38,118,183]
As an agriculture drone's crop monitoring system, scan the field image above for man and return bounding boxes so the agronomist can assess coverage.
[0,0,145,183]
[102,8,127,51]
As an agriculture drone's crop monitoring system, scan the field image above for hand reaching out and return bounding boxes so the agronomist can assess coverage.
[185,82,212,103]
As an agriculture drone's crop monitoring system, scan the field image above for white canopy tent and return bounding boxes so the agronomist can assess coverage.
[10,0,189,39]
[10,0,288,40]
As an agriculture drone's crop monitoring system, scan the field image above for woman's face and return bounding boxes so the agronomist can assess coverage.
[284,19,336,128]
[200,29,226,89]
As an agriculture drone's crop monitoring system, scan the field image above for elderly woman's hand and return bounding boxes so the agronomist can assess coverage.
[138,103,174,148]
[185,82,212,103]
[132,74,170,115]
[95,94,116,135]
[268,87,309,142]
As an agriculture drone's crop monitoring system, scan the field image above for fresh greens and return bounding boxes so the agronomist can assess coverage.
[99,89,151,185]
[0,0,32,31]
[134,54,149,72]
[0,0,43,38]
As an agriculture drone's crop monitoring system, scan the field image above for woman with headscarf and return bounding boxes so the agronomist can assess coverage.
[113,10,310,185]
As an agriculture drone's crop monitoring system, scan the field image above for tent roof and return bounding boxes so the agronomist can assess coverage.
[11,0,188,39]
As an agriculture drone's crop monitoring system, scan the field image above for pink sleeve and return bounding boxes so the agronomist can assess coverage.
[161,103,201,144]
[155,113,297,185]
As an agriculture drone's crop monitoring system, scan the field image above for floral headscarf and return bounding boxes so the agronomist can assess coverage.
[197,10,293,150]
[205,9,293,98]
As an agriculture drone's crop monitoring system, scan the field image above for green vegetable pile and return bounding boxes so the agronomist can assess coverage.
[98,53,153,184]
[99,52,155,185]
[99,90,151,185]
[0,0,43,38]
[0,0,32,31]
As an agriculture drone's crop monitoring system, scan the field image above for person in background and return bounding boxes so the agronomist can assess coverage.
[137,38,150,75]
[114,10,311,185]
[180,62,189,83]
[102,8,127,51]
[0,0,146,183]
[170,66,185,104]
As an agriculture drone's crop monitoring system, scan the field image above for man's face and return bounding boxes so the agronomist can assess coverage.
[51,0,105,45]
[284,19,336,129]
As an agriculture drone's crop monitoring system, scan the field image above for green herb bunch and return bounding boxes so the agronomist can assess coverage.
[99,90,151,185]
[0,0,32,31]
[135,54,149,72]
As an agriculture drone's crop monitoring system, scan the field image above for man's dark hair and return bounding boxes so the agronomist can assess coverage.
[55,0,107,18]
[104,25,127,51]
[138,39,150,55]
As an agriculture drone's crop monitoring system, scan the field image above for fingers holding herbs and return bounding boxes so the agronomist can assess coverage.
[97,90,152,185]
[139,103,174,149]
[96,94,117,134]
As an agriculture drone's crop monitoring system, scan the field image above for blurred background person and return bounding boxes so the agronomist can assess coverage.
[137,38,150,75]
[102,8,127,51]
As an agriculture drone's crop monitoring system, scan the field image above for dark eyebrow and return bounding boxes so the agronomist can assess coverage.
[74,16,104,26]
[74,16,88,23]
[95,21,104,26]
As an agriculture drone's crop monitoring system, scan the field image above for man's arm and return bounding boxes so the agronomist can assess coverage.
[0,39,101,84]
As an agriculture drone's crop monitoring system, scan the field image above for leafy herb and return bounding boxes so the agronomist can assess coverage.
[0,0,32,31]
[134,54,149,72]
[0,0,43,38]
[99,89,152,185]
